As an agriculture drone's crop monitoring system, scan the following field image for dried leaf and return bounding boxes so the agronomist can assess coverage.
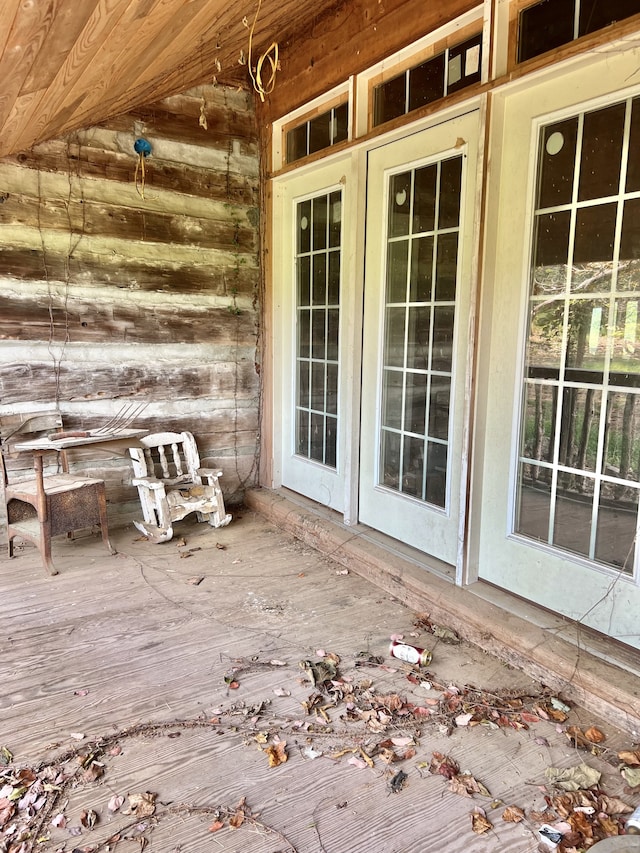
[0,746,13,765]
[265,740,288,767]
[50,812,66,828]
[82,762,104,783]
[597,794,633,815]
[599,815,620,835]
[471,808,493,834]
[545,763,601,791]
[123,792,156,818]
[618,750,640,766]
[1,802,19,832]
[455,713,474,727]
[359,748,374,768]
[229,798,247,828]
[80,809,98,828]
[520,711,540,723]
[584,726,605,743]
[568,809,594,838]
[187,575,203,584]
[391,737,413,747]
[432,625,460,643]
[378,747,399,764]
[209,819,224,832]
[273,688,290,697]
[502,805,525,823]
[429,752,459,780]
[621,766,640,787]
[108,796,124,813]
[449,773,491,798]
[448,776,473,798]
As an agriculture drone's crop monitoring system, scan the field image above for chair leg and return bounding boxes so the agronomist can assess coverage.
[96,484,116,555]
[38,528,58,577]
[133,519,174,543]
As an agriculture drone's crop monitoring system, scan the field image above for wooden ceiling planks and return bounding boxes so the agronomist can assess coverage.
[4,0,135,155]
[0,0,57,131]
[0,0,471,157]
[57,0,236,138]
[0,0,23,58]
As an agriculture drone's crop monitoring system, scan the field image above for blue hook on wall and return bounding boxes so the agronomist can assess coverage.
[134,137,152,157]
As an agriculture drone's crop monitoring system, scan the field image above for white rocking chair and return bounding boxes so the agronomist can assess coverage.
[129,431,231,543]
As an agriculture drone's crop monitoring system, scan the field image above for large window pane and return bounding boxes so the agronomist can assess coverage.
[378,155,461,506]
[516,95,640,574]
[295,190,342,469]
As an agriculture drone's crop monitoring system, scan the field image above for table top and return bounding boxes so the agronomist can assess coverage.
[15,428,147,452]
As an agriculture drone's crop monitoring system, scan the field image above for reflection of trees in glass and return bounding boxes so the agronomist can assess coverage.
[602,393,638,502]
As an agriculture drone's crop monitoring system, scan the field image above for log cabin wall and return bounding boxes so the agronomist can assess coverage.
[0,83,260,531]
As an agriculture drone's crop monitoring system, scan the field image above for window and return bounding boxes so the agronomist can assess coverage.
[295,190,342,466]
[373,33,482,128]
[518,0,640,63]
[379,155,463,507]
[516,95,640,572]
[285,102,349,164]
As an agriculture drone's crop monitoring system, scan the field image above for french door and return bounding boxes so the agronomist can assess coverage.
[475,52,640,648]
[359,112,480,566]
[272,155,357,513]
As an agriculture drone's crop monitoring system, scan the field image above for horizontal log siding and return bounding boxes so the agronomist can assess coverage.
[0,84,260,532]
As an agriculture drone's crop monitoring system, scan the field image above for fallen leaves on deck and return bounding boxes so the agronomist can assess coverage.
[1,630,637,853]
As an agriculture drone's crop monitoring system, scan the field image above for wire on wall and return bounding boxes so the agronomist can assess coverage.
[134,137,152,198]
[247,0,279,102]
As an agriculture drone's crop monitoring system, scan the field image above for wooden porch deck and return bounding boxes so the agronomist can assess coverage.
[1,507,637,853]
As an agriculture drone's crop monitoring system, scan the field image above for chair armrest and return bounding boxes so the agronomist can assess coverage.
[197,467,223,484]
[131,476,167,492]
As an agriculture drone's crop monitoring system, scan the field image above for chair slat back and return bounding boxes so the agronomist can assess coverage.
[131,431,200,485]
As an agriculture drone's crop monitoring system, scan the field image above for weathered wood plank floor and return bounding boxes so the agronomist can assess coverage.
[0,509,634,853]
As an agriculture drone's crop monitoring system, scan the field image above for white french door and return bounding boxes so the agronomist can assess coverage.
[359,111,480,566]
[475,52,640,649]
[272,155,357,513]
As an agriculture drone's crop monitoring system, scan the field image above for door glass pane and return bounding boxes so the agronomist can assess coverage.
[516,95,640,576]
[295,190,342,469]
[378,154,462,507]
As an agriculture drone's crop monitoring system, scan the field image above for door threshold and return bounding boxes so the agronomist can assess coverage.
[245,486,640,736]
